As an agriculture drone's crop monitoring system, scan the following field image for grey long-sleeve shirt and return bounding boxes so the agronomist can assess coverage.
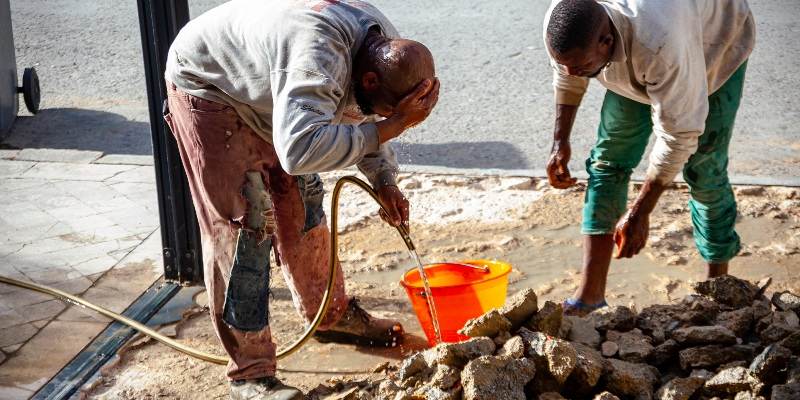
[165,0,399,188]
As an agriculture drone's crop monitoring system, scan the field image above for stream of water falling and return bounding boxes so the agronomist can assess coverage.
[408,249,442,344]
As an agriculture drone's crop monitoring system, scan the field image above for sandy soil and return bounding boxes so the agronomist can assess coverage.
[83,172,800,399]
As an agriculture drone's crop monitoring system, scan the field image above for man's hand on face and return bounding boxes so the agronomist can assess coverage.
[377,185,410,232]
[394,78,440,130]
[546,142,577,189]
[613,208,650,258]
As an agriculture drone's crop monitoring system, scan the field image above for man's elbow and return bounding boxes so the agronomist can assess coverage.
[281,158,314,176]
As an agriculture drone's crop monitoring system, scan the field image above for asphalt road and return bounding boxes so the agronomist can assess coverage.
[5,0,799,181]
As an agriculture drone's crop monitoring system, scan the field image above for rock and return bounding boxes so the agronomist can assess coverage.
[679,344,755,370]
[558,316,573,339]
[410,384,461,400]
[682,295,722,319]
[538,393,567,400]
[459,309,513,338]
[772,291,800,312]
[692,275,758,308]
[422,337,496,368]
[498,335,525,359]
[519,328,577,385]
[594,392,621,400]
[377,380,403,399]
[602,341,619,357]
[397,352,430,384]
[786,357,800,384]
[655,376,705,400]
[690,369,714,380]
[607,329,655,363]
[771,383,800,400]
[703,367,762,396]
[671,326,738,346]
[752,299,773,321]
[780,331,800,354]
[637,304,686,337]
[650,339,680,366]
[592,306,637,332]
[715,308,754,338]
[527,301,563,337]
[566,316,601,348]
[749,344,792,384]
[567,343,606,394]
[500,288,538,329]
[719,360,749,370]
[605,358,660,399]
[757,311,800,343]
[733,391,764,400]
[460,355,536,400]
[736,186,766,196]
[429,364,461,390]
[493,330,512,347]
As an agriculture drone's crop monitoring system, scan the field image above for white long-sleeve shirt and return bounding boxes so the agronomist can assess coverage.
[165,0,399,188]
[544,0,756,184]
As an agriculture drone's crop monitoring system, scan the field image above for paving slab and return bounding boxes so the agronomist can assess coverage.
[0,324,38,348]
[21,162,135,182]
[15,149,103,164]
[0,149,20,160]
[0,160,36,178]
[93,154,154,166]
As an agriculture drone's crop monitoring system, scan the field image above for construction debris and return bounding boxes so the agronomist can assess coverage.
[307,275,800,399]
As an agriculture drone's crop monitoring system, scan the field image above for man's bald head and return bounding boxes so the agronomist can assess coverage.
[353,32,435,116]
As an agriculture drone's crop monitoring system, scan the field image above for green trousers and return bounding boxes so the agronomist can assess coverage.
[582,62,747,263]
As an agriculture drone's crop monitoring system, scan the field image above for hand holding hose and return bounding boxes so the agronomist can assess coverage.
[377,185,410,233]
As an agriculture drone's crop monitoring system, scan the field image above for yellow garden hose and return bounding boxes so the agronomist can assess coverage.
[0,176,416,366]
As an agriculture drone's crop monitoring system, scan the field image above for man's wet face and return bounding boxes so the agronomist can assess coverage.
[553,45,608,77]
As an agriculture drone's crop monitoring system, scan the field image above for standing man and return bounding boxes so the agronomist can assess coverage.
[164,0,439,398]
[542,0,754,315]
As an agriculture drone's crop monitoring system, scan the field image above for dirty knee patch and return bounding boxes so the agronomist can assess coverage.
[223,229,271,331]
[297,174,325,233]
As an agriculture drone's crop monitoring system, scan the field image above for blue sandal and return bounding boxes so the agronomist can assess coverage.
[563,298,609,317]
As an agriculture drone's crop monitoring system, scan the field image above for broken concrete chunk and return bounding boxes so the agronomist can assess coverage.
[732,391,764,400]
[605,358,660,399]
[527,301,563,337]
[678,344,754,370]
[500,288,538,328]
[703,366,762,396]
[397,352,430,384]
[654,376,705,400]
[518,328,577,385]
[410,384,461,400]
[757,310,800,343]
[429,364,461,390]
[497,335,525,359]
[567,343,606,394]
[650,339,680,366]
[771,383,800,400]
[592,305,637,332]
[692,275,758,308]
[637,304,685,336]
[607,329,655,363]
[748,344,792,384]
[460,355,536,400]
[772,291,800,312]
[458,309,512,338]
[601,340,619,357]
[593,392,621,400]
[422,337,496,368]
[493,330,512,347]
[786,357,800,384]
[566,315,601,348]
[690,369,714,380]
[715,307,754,338]
[671,325,738,345]
[752,299,773,322]
[538,392,567,400]
[780,331,800,354]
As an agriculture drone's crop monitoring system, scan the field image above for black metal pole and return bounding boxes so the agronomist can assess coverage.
[136,0,202,285]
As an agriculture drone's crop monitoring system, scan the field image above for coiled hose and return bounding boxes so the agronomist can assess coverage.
[0,176,417,366]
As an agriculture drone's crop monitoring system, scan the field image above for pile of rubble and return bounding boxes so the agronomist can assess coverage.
[310,275,800,400]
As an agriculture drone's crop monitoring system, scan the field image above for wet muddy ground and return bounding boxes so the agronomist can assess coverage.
[83,172,800,399]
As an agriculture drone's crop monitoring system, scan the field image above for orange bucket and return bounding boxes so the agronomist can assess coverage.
[400,259,512,346]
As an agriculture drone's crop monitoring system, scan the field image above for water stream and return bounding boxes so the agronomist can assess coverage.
[408,249,442,344]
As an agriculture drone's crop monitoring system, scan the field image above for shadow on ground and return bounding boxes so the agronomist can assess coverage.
[396,141,530,170]
[2,108,153,155]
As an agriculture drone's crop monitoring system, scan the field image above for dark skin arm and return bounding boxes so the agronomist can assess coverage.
[613,179,666,258]
[547,104,580,188]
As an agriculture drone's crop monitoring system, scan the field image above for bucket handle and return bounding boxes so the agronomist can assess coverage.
[450,262,491,273]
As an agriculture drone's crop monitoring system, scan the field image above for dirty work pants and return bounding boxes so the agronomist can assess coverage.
[582,62,747,263]
[164,83,348,380]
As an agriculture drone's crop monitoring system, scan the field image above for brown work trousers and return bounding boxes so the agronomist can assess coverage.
[164,83,348,380]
